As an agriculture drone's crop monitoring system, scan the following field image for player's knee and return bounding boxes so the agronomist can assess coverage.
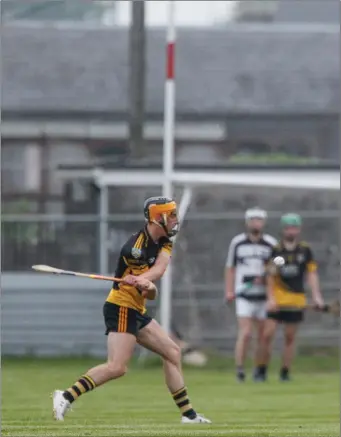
[240,329,252,343]
[284,333,296,346]
[263,330,274,345]
[244,331,252,343]
[257,330,265,342]
[171,343,182,365]
[107,363,127,379]
[164,342,182,366]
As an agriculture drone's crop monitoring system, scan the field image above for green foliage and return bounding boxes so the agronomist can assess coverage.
[2,200,39,244]
[229,153,321,165]
[2,199,33,215]
[2,200,55,244]
[2,1,115,22]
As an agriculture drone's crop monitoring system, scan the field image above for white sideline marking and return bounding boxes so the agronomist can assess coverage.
[3,424,261,429]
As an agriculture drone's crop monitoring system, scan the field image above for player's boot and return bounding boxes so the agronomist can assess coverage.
[253,366,267,382]
[280,367,291,382]
[181,413,212,424]
[52,390,71,421]
[236,367,246,382]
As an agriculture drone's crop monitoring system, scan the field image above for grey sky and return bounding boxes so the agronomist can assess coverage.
[115,1,235,26]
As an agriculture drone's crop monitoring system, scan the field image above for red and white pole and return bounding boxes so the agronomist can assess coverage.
[161,0,176,333]
[162,0,176,200]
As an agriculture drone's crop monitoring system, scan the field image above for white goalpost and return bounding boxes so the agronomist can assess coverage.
[160,0,176,334]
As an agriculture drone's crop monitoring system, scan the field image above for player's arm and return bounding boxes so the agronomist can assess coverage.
[266,274,276,308]
[306,246,324,308]
[265,248,278,310]
[225,239,237,302]
[119,237,160,299]
[225,267,235,302]
[138,240,172,282]
[136,279,158,300]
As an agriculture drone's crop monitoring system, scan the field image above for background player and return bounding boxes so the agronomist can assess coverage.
[53,196,211,424]
[259,213,324,382]
[225,207,277,382]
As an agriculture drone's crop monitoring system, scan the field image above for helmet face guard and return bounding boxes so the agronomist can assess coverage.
[144,197,179,238]
[158,211,179,238]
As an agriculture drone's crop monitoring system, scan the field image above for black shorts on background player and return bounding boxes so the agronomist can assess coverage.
[267,309,304,324]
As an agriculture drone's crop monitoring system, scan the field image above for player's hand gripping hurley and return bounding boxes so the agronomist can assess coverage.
[267,257,340,317]
[306,299,340,317]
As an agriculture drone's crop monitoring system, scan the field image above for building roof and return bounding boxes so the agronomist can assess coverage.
[275,0,339,24]
[2,23,339,114]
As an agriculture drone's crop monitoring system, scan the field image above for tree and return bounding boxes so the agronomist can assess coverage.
[232,0,278,23]
[2,0,117,23]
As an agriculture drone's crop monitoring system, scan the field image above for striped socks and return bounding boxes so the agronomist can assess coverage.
[172,386,197,419]
[63,375,96,404]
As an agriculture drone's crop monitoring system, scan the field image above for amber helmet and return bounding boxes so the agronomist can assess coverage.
[143,196,179,237]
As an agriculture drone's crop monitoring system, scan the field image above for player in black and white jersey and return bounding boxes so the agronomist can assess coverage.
[225,207,277,382]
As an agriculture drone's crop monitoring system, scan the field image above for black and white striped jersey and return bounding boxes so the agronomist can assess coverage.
[226,233,277,300]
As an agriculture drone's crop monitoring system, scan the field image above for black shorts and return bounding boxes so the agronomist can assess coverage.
[103,302,152,337]
[267,309,304,324]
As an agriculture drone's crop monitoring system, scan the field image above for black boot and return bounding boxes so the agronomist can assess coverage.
[253,365,267,382]
[236,366,246,382]
[280,367,290,382]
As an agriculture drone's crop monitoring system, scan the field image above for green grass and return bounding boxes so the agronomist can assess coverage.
[2,357,340,437]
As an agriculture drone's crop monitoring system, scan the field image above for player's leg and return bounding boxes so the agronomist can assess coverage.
[53,332,136,420]
[86,331,136,384]
[235,298,254,381]
[257,315,279,380]
[53,304,137,421]
[280,314,302,381]
[138,320,183,393]
[137,318,211,424]
[252,302,267,381]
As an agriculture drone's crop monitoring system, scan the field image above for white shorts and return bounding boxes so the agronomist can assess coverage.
[235,297,266,320]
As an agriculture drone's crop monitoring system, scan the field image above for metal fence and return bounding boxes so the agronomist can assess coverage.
[2,211,339,356]
[2,210,339,272]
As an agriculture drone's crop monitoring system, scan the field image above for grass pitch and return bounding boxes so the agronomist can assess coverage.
[2,356,339,437]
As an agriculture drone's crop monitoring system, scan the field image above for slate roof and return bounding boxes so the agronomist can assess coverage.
[275,0,339,24]
[2,23,339,114]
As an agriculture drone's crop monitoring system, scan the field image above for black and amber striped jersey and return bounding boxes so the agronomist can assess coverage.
[106,227,172,313]
[270,241,317,308]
